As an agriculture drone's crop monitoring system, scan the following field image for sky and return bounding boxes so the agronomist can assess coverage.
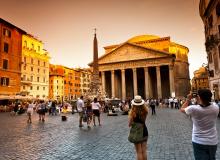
[0,0,206,78]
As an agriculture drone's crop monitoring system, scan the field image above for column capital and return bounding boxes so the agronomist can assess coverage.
[111,70,115,73]
[132,68,137,72]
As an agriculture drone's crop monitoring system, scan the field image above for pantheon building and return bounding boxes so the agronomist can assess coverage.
[91,35,190,100]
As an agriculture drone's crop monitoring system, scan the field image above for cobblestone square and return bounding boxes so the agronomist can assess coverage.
[0,108,220,160]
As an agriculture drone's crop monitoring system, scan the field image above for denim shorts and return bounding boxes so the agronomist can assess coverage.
[192,142,217,160]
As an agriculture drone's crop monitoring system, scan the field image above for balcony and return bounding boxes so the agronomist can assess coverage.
[205,34,220,51]
[21,78,32,85]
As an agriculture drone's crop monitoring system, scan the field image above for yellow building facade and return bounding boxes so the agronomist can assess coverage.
[49,65,64,100]
[21,34,50,99]
[191,66,209,91]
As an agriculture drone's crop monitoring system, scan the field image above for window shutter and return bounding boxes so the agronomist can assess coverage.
[0,78,3,86]
[6,78,9,86]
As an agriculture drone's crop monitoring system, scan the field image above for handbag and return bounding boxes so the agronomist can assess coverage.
[128,122,147,143]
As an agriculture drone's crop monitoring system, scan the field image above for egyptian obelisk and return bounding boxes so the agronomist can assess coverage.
[89,29,101,99]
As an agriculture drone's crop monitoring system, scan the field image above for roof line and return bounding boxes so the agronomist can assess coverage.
[0,18,26,34]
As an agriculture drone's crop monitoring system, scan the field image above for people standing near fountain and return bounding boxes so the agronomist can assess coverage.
[91,97,102,126]
[77,96,85,127]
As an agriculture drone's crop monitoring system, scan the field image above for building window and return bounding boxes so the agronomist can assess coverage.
[23,75,26,81]
[3,59,8,69]
[43,87,45,90]
[30,86,33,90]
[24,41,27,47]
[3,28,11,37]
[218,45,220,58]
[216,3,220,16]
[38,46,40,52]
[44,69,46,74]
[23,65,26,70]
[31,58,33,64]
[31,67,33,72]
[23,86,25,90]
[4,42,9,53]
[208,15,213,27]
[218,25,220,36]
[31,76,33,81]
[0,77,9,86]
[43,77,46,83]
[214,52,219,72]
[37,77,40,82]
[38,68,40,73]
[24,57,26,63]
[32,43,34,49]
[38,60,40,65]
[44,62,46,67]
[208,53,213,63]
[37,86,39,90]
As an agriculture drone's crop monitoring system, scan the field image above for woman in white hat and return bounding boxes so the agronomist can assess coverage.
[128,95,148,160]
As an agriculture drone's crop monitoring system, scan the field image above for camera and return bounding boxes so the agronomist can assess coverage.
[192,92,198,98]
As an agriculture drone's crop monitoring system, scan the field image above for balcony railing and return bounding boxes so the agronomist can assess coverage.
[21,78,32,85]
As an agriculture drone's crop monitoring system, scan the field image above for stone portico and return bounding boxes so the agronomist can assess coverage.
[90,35,190,100]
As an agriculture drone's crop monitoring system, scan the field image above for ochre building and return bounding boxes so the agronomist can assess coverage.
[0,18,26,96]
[63,67,81,100]
[49,65,82,100]
[94,35,190,100]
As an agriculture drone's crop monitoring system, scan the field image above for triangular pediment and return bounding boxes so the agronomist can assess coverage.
[98,42,171,64]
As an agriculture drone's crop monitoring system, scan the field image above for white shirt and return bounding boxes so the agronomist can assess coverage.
[77,99,84,112]
[185,103,219,145]
[27,103,34,114]
[91,102,101,110]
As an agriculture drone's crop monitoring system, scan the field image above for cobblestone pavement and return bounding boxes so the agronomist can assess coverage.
[0,108,220,160]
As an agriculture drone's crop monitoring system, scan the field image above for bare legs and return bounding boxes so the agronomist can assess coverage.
[27,113,32,123]
[134,141,147,160]
[79,112,83,127]
[39,114,45,122]
[93,115,101,126]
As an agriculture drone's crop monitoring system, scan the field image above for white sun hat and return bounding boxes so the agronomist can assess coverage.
[131,95,145,106]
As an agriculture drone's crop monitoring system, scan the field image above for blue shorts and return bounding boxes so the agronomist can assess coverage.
[192,142,217,160]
